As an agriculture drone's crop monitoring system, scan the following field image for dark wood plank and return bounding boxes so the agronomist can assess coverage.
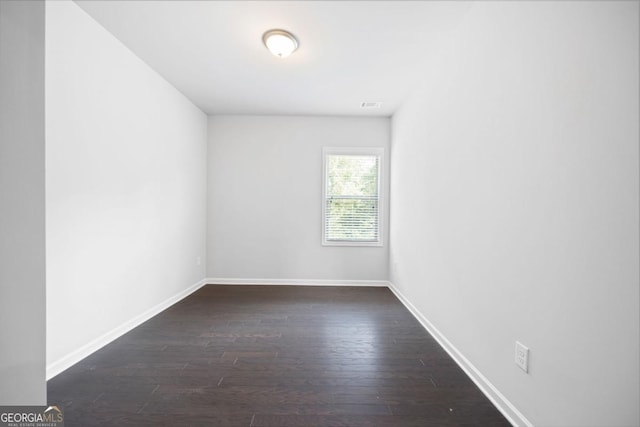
[48,285,511,426]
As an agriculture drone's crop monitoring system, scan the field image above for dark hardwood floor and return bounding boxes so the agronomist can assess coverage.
[48,285,511,426]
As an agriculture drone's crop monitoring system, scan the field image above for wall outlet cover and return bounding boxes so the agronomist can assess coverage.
[515,341,529,373]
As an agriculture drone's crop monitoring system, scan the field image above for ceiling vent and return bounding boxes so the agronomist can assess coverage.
[360,101,382,109]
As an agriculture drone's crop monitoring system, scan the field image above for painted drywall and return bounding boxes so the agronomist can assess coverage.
[46,1,207,374]
[0,0,46,405]
[389,2,639,426]
[207,115,389,281]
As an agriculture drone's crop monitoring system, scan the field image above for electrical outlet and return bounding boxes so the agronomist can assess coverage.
[196,256,201,266]
[515,341,529,373]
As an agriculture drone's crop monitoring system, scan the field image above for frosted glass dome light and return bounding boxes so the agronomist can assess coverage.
[262,29,299,58]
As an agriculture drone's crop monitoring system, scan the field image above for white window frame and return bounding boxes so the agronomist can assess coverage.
[322,146,384,247]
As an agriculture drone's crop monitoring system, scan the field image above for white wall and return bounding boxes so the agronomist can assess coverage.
[207,115,389,282]
[390,2,639,426]
[0,0,46,405]
[46,1,207,376]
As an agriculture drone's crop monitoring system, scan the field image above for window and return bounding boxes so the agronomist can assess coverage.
[322,147,383,246]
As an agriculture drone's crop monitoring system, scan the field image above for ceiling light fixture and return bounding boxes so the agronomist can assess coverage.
[262,29,299,58]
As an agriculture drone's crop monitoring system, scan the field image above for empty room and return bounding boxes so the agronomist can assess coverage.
[1,0,638,426]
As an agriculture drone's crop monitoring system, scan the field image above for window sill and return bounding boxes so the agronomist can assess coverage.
[322,241,383,247]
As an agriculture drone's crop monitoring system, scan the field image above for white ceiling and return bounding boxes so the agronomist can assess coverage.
[75,1,473,117]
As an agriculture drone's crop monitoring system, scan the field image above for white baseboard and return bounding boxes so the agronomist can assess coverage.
[205,277,390,287]
[387,282,532,427]
[46,278,208,381]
